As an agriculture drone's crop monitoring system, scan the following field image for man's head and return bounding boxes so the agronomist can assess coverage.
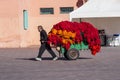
[38,25,43,32]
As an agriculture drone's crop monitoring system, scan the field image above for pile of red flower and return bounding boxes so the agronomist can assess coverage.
[48,21,101,55]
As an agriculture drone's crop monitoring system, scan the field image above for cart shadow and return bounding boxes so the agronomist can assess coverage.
[78,57,93,60]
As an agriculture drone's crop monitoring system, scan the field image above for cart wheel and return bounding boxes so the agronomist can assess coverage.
[66,48,79,60]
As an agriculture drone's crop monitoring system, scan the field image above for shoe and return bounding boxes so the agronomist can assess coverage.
[53,57,58,61]
[35,58,42,61]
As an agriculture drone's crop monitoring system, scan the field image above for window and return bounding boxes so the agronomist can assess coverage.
[40,8,54,14]
[60,7,74,14]
[23,10,28,30]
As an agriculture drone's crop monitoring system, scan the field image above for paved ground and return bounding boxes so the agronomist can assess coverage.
[0,46,120,80]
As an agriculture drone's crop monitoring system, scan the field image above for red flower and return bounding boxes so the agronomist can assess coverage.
[48,21,101,55]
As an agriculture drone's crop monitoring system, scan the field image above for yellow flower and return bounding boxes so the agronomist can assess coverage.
[62,38,67,44]
[57,30,62,35]
[71,32,76,38]
[63,30,67,36]
[52,29,57,34]
[68,39,74,44]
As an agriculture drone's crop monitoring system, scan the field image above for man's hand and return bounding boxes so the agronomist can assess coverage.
[50,43,56,48]
[41,41,44,43]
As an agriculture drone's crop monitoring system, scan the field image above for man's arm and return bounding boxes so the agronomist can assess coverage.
[42,30,48,41]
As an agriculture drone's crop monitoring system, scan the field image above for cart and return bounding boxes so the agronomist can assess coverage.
[59,41,88,60]
[48,21,101,60]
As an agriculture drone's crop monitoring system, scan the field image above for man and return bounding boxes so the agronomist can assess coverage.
[35,25,58,61]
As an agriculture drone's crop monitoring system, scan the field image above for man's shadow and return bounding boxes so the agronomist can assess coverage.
[16,57,92,61]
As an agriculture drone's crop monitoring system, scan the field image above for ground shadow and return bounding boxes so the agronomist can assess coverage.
[15,57,66,61]
[16,58,36,61]
[78,57,93,60]
[16,57,93,61]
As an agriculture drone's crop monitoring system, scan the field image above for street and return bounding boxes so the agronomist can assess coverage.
[0,47,120,80]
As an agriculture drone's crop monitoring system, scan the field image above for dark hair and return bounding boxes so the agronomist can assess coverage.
[38,25,43,30]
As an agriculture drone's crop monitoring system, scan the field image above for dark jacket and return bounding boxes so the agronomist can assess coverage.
[40,30,47,43]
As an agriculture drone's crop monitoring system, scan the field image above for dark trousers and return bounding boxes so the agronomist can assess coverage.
[37,43,57,58]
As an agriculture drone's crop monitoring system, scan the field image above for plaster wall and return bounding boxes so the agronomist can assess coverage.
[0,0,77,48]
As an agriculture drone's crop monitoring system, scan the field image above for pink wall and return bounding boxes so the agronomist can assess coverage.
[0,0,78,48]
[0,0,20,47]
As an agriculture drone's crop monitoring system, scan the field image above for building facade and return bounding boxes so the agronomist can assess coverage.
[0,0,86,48]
